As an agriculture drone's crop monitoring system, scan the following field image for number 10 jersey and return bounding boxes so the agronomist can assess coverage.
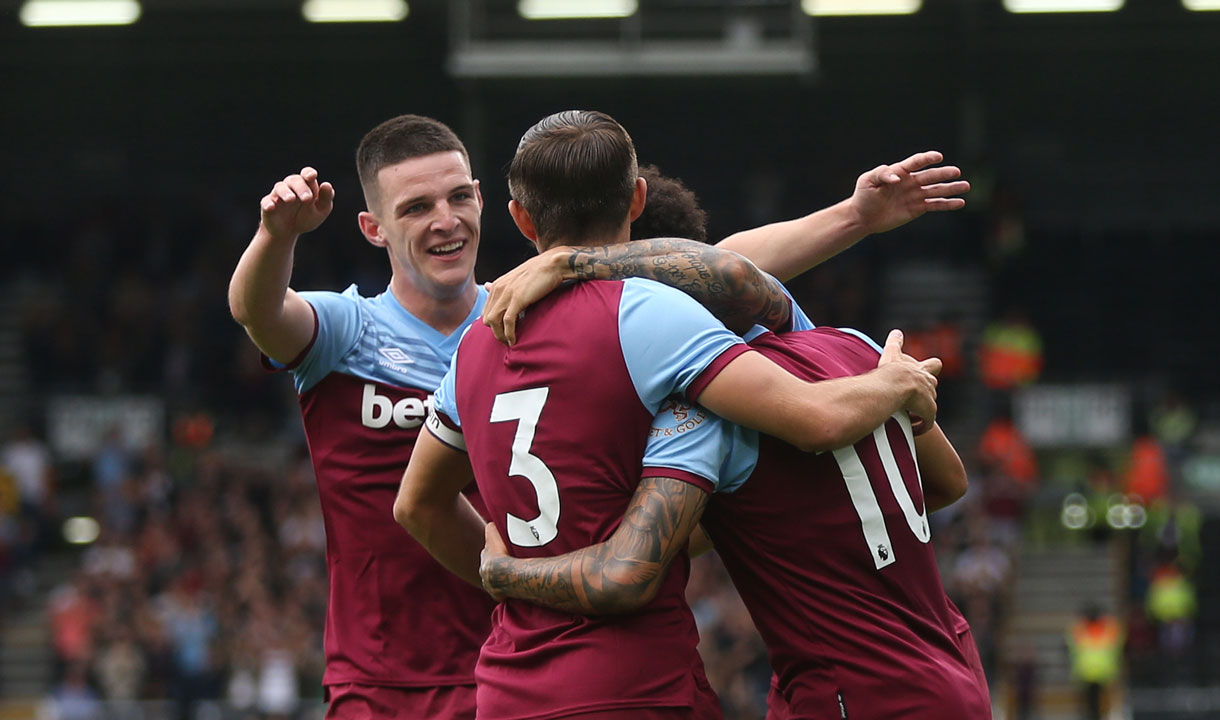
[700,327,992,720]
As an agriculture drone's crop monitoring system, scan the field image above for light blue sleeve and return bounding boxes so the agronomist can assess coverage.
[422,331,468,451]
[432,349,462,429]
[740,275,814,341]
[786,281,816,332]
[643,400,759,493]
[618,278,747,413]
[293,286,364,393]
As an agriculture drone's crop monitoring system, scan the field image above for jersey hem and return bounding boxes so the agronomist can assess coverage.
[640,466,716,494]
[478,698,692,720]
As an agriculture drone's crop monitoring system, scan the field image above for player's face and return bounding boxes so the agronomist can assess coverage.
[372,151,483,298]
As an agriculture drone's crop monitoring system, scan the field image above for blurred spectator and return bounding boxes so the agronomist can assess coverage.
[93,626,146,701]
[689,554,770,720]
[1066,604,1123,720]
[978,404,1039,491]
[1151,391,1196,451]
[904,316,965,379]
[92,428,135,535]
[1124,434,1170,505]
[1007,640,1038,720]
[47,662,102,720]
[979,307,1043,390]
[49,576,100,671]
[977,402,1039,547]
[3,422,56,573]
[1145,561,1196,661]
[1141,497,1202,573]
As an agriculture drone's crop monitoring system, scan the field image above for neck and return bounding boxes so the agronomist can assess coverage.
[388,273,477,335]
[538,222,630,253]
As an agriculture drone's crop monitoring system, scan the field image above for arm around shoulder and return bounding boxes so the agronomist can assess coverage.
[696,352,927,453]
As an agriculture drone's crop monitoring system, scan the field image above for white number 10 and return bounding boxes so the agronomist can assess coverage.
[490,387,560,548]
[832,413,930,570]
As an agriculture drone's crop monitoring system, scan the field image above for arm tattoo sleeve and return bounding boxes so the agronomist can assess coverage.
[566,238,792,334]
[481,476,710,615]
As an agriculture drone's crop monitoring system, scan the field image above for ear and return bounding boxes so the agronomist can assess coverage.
[627,176,648,222]
[358,211,387,248]
[508,200,540,249]
[473,179,484,211]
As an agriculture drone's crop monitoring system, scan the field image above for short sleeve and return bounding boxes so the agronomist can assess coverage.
[642,399,759,495]
[424,336,466,451]
[741,276,815,341]
[293,286,365,393]
[617,279,752,413]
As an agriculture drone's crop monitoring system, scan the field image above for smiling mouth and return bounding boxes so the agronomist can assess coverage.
[428,240,465,256]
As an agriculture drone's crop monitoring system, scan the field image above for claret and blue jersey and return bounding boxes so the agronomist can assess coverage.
[270,283,496,690]
[429,277,764,719]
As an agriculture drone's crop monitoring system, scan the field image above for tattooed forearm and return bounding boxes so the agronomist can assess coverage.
[566,238,791,334]
[480,477,709,615]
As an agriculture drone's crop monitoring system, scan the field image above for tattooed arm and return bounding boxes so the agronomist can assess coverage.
[481,238,791,345]
[480,476,709,615]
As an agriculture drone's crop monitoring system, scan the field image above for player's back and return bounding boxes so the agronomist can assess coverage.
[450,280,712,719]
[701,327,991,720]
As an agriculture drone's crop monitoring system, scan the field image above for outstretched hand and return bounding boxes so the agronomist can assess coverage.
[259,166,335,241]
[481,248,570,345]
[479,522,509,601]
[877,329,941,435]
[849,151,969,236]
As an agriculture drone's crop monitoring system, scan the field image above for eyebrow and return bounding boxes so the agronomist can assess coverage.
[394,182,476,216]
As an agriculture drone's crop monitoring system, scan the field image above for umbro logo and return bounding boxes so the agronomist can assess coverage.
[378,347,414,365]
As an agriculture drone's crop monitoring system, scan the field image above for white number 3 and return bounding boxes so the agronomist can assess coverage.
[490,387,560,547]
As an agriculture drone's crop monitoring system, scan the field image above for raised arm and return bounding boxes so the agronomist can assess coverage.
[393,429,487,589]
[698,330,941,452]
[717,151,969,282]
[480,475,709,615]
[482,239,790,345]
[228,167,335,363]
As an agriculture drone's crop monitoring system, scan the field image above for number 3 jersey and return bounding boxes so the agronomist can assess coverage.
[698,327,992,720]
[267,284,497,690]
[429,278,756,720]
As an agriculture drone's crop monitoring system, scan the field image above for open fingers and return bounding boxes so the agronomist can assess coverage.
[897,150,944,173]
[924,198,967,212]
[921,180,970,198]
[910,165,961,185]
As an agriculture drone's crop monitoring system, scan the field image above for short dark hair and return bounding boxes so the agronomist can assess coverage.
[631,165,708,243]
[356,114,470,207]
[508,110,638,247]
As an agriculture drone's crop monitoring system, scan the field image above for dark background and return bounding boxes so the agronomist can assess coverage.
[3,0,1218,395]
